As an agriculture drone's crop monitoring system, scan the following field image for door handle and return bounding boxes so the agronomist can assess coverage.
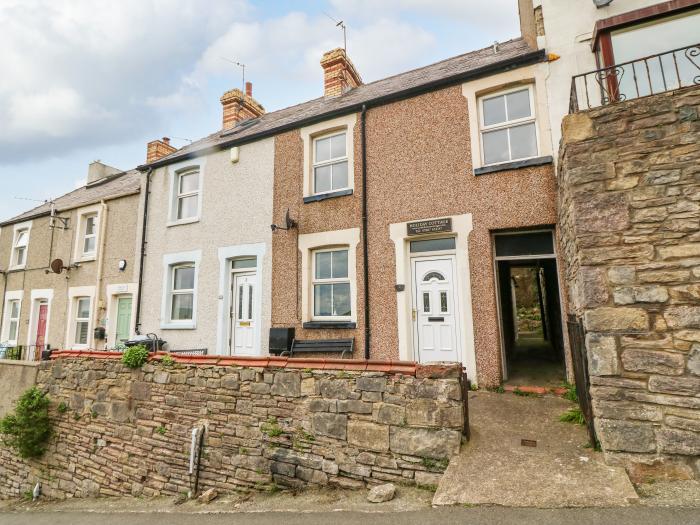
[428,317,445,322]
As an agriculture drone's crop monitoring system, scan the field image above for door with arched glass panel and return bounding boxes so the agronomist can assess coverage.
[229,257,257,354]
[412,257,459,363]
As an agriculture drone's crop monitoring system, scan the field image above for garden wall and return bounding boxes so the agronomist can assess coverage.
[0,360,39,418]
[0,353,464,499]
[558,85,700,481]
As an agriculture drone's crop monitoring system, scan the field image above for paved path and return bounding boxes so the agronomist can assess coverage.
[434,391,638,507]
[1,508,699,525]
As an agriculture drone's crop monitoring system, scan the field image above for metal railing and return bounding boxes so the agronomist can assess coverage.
[570,43,700,112]
[0,344,52,362]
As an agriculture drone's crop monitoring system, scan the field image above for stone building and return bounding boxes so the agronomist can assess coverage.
[0,163,142,354]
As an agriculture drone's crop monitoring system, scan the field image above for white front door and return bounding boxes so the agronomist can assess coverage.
[412,257,460,363]
[230,272,256,354]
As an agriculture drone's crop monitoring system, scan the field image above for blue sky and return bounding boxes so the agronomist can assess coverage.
[0,0,520,221]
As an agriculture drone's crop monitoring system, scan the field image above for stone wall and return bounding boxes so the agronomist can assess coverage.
[0,355,464,499]
[558,85,700,481]
[0,361,39,418]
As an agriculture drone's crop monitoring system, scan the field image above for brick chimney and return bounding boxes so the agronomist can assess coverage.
[220,82,265,130]
[146,137,177,163]
[321,48,362,97]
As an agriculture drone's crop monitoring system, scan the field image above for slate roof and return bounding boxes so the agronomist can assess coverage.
[1,170,141,226]
[143,38,543,168]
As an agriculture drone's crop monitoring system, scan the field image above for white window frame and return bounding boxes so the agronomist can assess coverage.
[169,263,195,323]
[74,297,91,346]
[298,228,360,325]
[312,130,350,196]
[1,291,23,345]
[167,159,205,227]
[73,205,102,262]
[9,221,32,270]
[160,250,201,329]
[301,114,356,198]
[478,84,539,167]
[82,214,98,257]
[311,247,352,321]
[66,286,96,350]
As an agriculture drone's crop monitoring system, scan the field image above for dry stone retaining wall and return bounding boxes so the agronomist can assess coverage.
[0,356,464,499]
[558,85,700,481]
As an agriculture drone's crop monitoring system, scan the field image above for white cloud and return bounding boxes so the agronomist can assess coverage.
[0,0,250,164]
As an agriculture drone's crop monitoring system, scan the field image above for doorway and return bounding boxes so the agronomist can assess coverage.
[35,302,48,352]
[229,257,257,355]
[115,296,133,346]
[410,241,461,364]
[494,231,565,387]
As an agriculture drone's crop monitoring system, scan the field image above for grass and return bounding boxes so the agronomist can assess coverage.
[559,406,585,425]
[487,385,505,394]
[261,417,284,437]
[156,425,167,435]
[513,388,540,397]
[421,457,449,471]
[562,382,579,403]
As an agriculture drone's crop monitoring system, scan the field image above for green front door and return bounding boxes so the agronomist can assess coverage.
[115,297,132,345]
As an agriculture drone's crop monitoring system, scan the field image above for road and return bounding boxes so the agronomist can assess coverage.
[1,507,699,525]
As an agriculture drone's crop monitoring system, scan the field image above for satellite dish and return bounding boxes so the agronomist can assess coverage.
[50,259,65,274]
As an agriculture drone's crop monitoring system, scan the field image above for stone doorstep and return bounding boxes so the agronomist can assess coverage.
[504,385,568,396]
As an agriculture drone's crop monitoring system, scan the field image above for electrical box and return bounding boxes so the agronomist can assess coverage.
[230,146,240,164]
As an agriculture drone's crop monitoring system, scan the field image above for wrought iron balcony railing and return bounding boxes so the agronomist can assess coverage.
[569,43,700,113]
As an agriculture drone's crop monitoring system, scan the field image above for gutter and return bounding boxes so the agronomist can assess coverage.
[137,49,547,172]
[92,200,109,349]
[134,168,152,335]
[361,104,370,360]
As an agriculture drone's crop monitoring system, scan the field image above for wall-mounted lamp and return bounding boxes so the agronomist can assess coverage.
[593,0,614,7]
[118,260,127,272]
[271,209,297,232]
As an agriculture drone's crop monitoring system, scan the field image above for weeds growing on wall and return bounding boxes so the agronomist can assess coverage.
[0,387,52,459]
[559,406,585,425]
[121,345,149,368]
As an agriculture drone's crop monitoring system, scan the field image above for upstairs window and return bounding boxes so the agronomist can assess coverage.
[169,264,195,322]
[174,169,200,221]
[11,228,29,268]
[82,214,98,256]
[313,132,348,194]
[479,86,538,166]
[312,248,351,319]
[74,297,91,346]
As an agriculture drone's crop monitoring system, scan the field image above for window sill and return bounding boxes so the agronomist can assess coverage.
[160,322,196,330]
[167,217,200,228]
[7,265,26,272]
[303,189,353,203]
[77,255,97,263]
[303,321,356,329]
[474,156,553,176]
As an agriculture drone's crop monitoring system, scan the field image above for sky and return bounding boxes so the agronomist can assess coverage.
[0,0,521,221]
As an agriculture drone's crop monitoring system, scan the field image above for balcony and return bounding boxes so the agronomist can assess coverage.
[569,43,700,112]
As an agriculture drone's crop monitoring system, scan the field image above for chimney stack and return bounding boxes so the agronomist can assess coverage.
[320,48,362,97]
[146,137,177,164]
[87,161,121,185]
[220,83,265,130]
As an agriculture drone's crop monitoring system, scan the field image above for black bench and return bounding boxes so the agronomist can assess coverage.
[284,338,354,358]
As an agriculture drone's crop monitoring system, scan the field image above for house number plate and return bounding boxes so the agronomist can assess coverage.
[407,218,452,236]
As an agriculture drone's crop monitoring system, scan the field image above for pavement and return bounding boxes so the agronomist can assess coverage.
[433,391,639,507]
[1,507,699,525]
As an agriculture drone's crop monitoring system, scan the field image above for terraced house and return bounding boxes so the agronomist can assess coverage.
[0,163,142,356]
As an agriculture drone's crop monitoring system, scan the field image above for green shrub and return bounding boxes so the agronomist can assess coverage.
[559,406,585,425]
[5,347,21,360]
[160,354,175,367]
[121,345,149,368]
[0,387,52,458]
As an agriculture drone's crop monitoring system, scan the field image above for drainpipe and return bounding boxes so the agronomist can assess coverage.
[93,200,108,349]
[0,270,6,339]
[361,104,370,360]
[135,168,153,335]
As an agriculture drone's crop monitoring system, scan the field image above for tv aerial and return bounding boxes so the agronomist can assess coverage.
[323,12,347,52]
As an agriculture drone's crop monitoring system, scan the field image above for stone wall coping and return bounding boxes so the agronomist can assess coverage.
[48,350,465,377]
[0,359,41,368]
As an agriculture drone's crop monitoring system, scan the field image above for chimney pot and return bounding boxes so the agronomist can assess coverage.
[162,137,170,145]
[245,82,253,97]
[320,48,363,97]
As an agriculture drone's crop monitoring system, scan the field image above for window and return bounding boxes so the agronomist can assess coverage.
[82,214,98,256]
[312,248,351,319]
[5,300,20,344]
[479,86,538,166]
[313,132,348,194]
[12,228,29,267]
[174,169,200,221]
[74,297,91,345]
[410,237,456,253]
[170,264,195,322]
[232,257,256,270]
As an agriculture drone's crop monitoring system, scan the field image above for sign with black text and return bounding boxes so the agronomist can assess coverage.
[407,218,452,236]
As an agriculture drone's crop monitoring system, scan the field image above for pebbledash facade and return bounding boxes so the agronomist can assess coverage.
[139,40,564,388]
[0,164,142,355]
